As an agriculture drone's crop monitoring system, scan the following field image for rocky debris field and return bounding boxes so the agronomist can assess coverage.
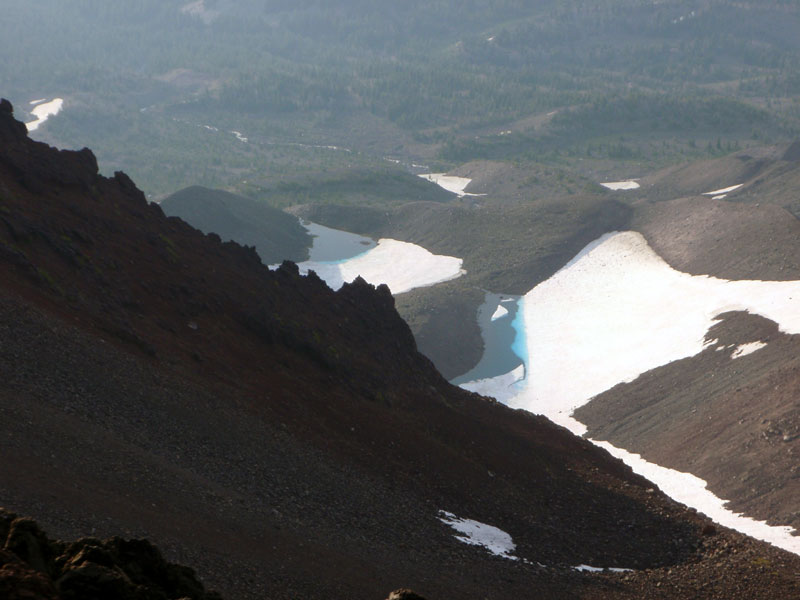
[0,508,222,600]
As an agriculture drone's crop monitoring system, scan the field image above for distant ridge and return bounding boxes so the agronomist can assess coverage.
[782,140,800,162]
[160,185,311,264]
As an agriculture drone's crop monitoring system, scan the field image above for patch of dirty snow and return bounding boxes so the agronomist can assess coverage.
[600,181,640,190]
[419,173,486,197]
[438,511,518,560]
[731,341,767,359]
[574,564,632,573]
[703,184,742,196]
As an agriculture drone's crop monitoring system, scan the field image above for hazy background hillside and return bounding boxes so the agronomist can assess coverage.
[3,0,800,199]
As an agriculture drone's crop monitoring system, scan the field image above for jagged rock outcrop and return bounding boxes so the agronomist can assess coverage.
[385,590,428,600]
[0,509,221,600]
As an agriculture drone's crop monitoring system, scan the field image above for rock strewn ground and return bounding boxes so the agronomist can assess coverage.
[0,508,222,600]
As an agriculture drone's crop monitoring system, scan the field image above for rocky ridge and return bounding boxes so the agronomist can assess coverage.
[0,508,221,600]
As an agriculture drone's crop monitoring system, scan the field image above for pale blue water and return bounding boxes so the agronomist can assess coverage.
[451,293,526,385]
[304,221,376,263]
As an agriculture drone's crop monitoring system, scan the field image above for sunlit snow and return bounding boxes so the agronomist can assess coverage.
[594,441,800,555]
[491,305,509,320]
[25,98,63,132]
[703,184,742,196]
[438,510,518,560]
[574,564,632,573]
[459,230,800,555]
[731,341,767,359]
[600,181,640,190]
[440,509,636,570]
[507,231,800,433]
[297,238,464,295]
[419,173,485,196]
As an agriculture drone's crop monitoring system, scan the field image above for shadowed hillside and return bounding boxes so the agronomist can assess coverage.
[160,185,312,264]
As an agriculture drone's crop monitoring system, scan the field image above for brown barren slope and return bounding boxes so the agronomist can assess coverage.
[577,311,800,531]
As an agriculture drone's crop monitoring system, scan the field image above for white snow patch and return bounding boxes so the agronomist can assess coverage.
[29,98,46,106]
[731,341,767,359]
[297,239,463,295]
[25,98,63,132]
[491,304,509,321]
[703,184,742,196]
[574,564,604,572]
[593,441,800,555]
[574,564,633,573]
[231,131,248,143]
[419,173,485,197]
[438,511,518,560]
[600,180,640,190]
[461,230,800,555]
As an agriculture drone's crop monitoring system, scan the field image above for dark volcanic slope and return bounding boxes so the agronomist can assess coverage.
[2,100,800,599]
[160,185,311,264]
[0,508,222,600]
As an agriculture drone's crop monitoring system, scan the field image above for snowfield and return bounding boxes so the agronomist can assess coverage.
[509,231,800,432]
[297,238,464,295]
[459,230,800,555]
[419,173,485,196]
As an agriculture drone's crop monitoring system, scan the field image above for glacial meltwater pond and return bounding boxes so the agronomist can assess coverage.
[303,221,375,262]
[450,293,525,388]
